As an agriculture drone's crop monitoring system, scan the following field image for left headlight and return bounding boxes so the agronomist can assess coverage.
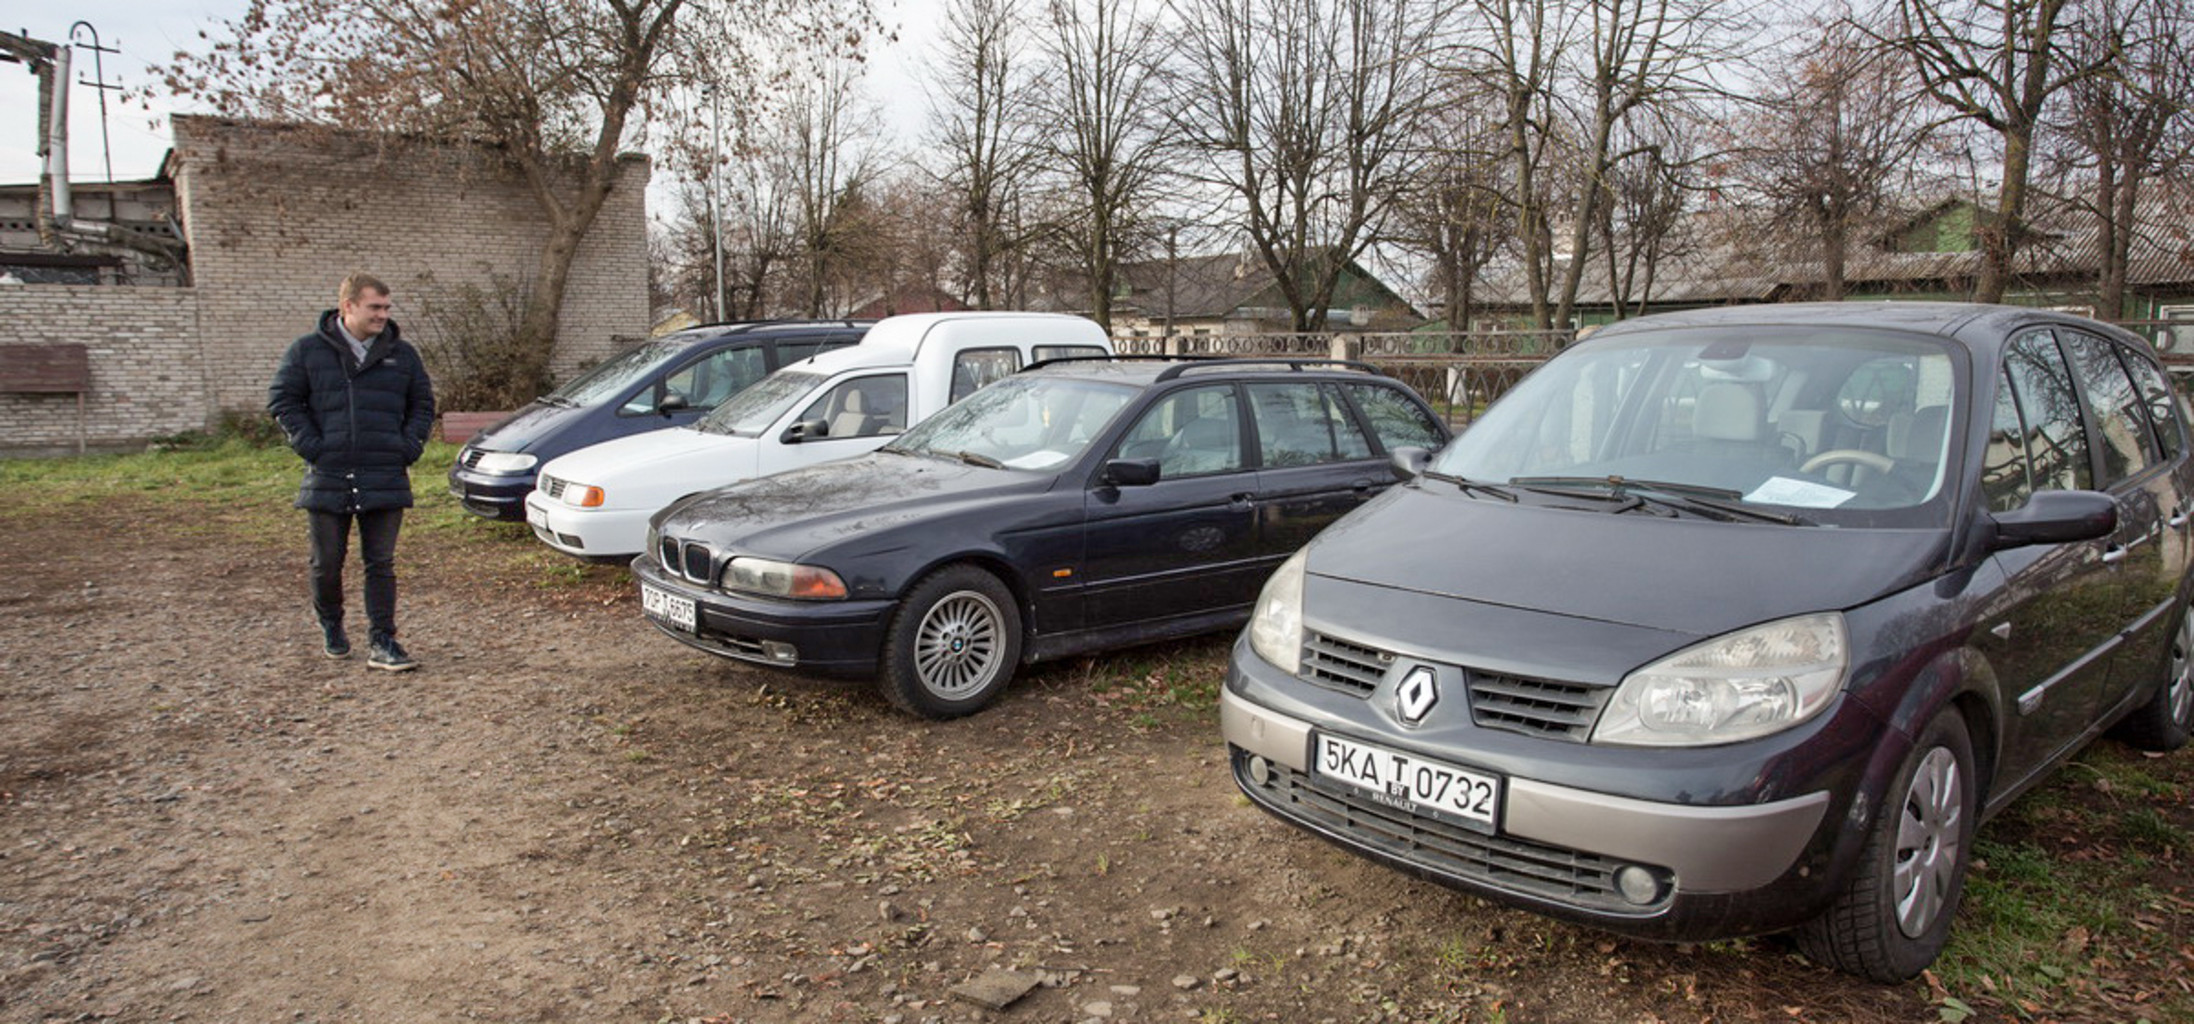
[1592,612,1847,747]
[1247,549,1308,675]
[722,557,848,600]
[472,451,537,475]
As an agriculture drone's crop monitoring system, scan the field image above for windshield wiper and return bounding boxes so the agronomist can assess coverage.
[955,450,1005,469]
[1509,475,1808,525]
[1423,469,1516,502]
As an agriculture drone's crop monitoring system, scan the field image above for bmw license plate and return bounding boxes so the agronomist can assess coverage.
[641,583,697,632]
[1311,732,1500,831]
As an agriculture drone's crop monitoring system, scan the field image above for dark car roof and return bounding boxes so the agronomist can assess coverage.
[1020,355,1396,387]
[1585,302,2145,357]
[661,319,876,346]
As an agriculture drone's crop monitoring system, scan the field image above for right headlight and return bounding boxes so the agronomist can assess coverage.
[1248,550,1308,675]
[1592,612,1847,747]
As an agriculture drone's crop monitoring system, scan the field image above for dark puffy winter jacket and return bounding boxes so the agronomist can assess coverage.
[267,310,437,512]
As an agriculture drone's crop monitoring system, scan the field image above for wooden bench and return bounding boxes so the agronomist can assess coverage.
[1,344,91,452]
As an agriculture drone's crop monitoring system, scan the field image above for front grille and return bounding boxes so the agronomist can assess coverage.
[1303,631,1391,695]
[1468,674,1608,741]
[657,536,715,585]
[1300,631,1608,741]
[541,475,567,500]
[1235,750,1665,914]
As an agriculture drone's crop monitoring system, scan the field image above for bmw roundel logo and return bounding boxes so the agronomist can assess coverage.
[1396,666,1438,725]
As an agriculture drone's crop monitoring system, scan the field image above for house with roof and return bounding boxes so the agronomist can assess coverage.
[1458,194,2194,331]
[1037,251,1423,338]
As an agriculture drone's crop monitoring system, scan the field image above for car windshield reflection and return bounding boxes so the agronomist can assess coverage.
[696,371,826,436]
[886,377,1138,471]
[1435,326,1961,526]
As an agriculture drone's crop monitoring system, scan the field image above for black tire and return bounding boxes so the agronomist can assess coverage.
[1797,708,1977,983]
[877,565,1024,720]
[2113,603,2194,752]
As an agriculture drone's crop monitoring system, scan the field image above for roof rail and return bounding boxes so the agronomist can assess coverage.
[1153,357,1384,381]
[1021,353,1215,372]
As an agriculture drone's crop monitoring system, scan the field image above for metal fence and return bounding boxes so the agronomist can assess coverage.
[1109,330,1568,426]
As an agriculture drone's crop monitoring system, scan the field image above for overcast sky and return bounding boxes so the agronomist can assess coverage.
[1,0,941,187]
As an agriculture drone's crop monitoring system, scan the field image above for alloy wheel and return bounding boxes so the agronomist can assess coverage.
[913,591,1003,698]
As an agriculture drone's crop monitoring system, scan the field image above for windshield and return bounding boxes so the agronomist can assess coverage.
[885,376,1138,471]
[1435,325,1962,526]
[696,370,826,436]
[548,339,689,406]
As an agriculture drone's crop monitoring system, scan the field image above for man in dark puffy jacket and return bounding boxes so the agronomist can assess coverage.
[268,272,436,671]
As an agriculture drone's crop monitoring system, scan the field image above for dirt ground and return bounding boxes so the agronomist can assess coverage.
[0,497,2186,1024]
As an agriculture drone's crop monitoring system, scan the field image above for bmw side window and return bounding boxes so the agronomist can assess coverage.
[1983,367,2035,513]
[1343,382,1443,452]
[2117,347,2185,462]
[1249,383,1370,467]
[1115,385,1244,478]
[2003,331,2094,492]
[951,348,1023,403]
[2062,333,2156,483]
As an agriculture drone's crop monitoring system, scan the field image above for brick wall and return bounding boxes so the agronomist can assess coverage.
[173,116,652,415]
[0,286,207,450]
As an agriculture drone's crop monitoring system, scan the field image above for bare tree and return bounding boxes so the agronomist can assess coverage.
[1547,0,1744,331]
[1457,0,1577,329]
[924,0,1041,308]
[1168,0,1451,330]
[1596,118,1696,317]
[1884,0,2102,302]
[784,56,891,316]
[163,0,869,397]
[1031,0,1171,331]
[1733,11,1930,300]
[2046,0,2194,316]
[1392,77,1512,334]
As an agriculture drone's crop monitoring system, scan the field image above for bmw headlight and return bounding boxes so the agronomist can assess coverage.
[472,451,537,475]
[722,557,848,600]
[1248,550,1308,675]
[1593,613,1847,747]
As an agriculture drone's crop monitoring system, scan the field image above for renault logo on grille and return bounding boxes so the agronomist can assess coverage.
[1396,666,1438,725]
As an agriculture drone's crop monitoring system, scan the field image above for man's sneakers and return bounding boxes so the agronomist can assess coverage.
[367,634,420,672]
[322,621,351,659]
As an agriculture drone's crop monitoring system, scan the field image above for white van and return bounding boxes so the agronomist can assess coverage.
[524,312,1114,559]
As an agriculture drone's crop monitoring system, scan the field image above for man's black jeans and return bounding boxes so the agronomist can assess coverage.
[308,507,404,641]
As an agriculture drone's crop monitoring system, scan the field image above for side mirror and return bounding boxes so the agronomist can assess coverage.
[1388,446,1430,482]
[657,393,691,416]
[1102,458,1162,487]
[1988,490,2118,550]
[781,418,830,444]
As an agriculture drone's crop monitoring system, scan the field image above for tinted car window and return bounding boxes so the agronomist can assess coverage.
[2003,331,2094,492]
[800,374,909,438]
[951,348,1023,403]
[2062,333,2156,482]
[1250,383,1371,467]
[1983,367,2035,512]
[2121,349,2186,461]
[626,344,767,415]
[1344,382,1445,452]
[1117,385,1245,477]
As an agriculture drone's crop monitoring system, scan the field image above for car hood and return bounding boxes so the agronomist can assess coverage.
[540,428,754,491]
[658,452,1045,559]
[1306,484,1952,637]
[468,400,584,452]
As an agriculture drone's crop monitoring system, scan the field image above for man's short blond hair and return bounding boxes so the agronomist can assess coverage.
[338,272,392,304]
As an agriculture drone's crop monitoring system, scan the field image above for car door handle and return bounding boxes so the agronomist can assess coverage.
[2102,544,2129,565]
[1352,478,1374,493]
[1230,493,1257,511]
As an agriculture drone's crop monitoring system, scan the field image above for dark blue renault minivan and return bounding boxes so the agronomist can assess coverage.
[448,320,871,519]
[1223,302,2193,982]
